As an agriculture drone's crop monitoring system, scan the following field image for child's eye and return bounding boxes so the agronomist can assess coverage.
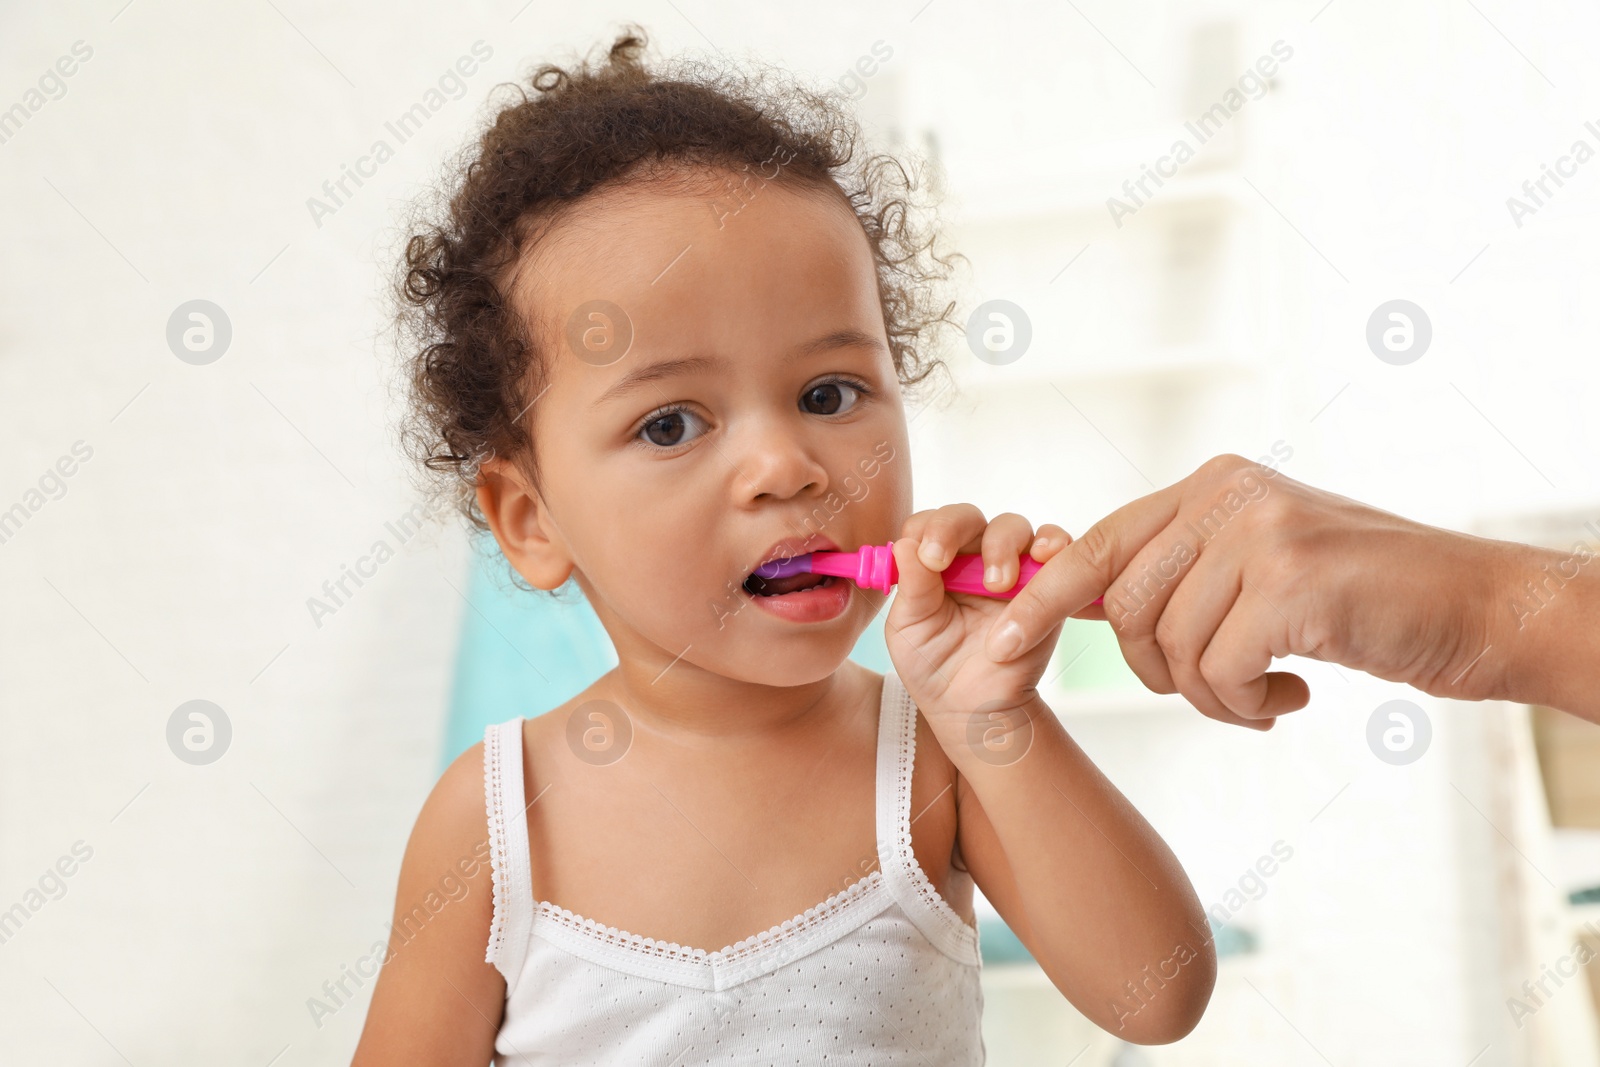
[636,405,706,449]
[801,377,870,416]
[633,377,870,452]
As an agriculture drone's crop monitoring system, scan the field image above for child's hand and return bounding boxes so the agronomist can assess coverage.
[884,505,1072,739]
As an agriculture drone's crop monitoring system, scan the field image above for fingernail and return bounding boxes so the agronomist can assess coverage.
[984,565,1002,586]
[920,541,945,566]
[989,620,1023,661]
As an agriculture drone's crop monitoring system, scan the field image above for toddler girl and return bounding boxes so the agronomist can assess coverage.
[352,29,1214,1065]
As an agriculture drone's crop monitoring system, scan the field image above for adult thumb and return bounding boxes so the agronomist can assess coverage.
[985,539,1112,662]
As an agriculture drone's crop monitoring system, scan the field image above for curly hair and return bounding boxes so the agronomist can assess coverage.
[393,27,960,553]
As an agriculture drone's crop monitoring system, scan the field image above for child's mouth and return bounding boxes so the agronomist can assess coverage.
[740,570,851,623]
[742,571,834,597]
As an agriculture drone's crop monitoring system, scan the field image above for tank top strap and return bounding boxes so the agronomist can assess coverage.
[872,671,908,867]
[873,671,983,965]
[483,719,535,986]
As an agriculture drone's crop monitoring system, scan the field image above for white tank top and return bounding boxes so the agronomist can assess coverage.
[481,669,986,1065]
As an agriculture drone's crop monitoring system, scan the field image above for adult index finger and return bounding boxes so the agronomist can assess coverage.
[984,483,1184,662]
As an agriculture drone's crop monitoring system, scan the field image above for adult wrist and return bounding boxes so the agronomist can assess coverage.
[1484,537,1600,715]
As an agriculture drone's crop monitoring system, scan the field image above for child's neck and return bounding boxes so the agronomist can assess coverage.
[596,658,875,744]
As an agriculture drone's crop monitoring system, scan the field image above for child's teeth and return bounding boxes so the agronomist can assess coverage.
[746,573,829,597]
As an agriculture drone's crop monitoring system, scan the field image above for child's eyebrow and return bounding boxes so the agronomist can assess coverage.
[593,356,722,407]
[591,329,885,407]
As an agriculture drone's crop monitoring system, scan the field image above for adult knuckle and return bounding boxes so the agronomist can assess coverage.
[1196,648,1230,691]
[1102,597,1135,633]
[1197,453,1250,482]
[1112,635,1174,694]
[1107,597,1148,637]
[1131,667,1178,698]
[1076,522,1118,576]
[1152,617,1194,663]
[1256,538,1302,586]
[1296,608,1336,661]
[1248,490,1294,533]
[1148,674,1179,696]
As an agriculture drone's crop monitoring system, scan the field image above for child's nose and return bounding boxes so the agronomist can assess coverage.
[734,422,831,503]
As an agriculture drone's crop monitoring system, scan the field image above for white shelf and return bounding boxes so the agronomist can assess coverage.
[1571,901,1600,927]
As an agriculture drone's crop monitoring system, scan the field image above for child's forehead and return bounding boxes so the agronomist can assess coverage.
[506,171,882,367]
[521,169,858,284]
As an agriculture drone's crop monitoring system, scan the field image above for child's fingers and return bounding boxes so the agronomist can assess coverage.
[904,503,988,571]
[1030,524,1074,561]
[979,512,1037,593]
[897,508,941,549]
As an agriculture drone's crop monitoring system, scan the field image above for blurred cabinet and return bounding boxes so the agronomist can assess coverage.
[1531,705,1600,830]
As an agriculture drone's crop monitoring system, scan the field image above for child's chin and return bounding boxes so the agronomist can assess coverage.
[724,642,858,689]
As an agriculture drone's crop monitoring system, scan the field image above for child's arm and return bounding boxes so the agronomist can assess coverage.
[883,513,1215,1044]
[944,704,1215,1043]
[350,742,505,1066]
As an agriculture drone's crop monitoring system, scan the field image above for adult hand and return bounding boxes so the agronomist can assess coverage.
[983,455,1600,727]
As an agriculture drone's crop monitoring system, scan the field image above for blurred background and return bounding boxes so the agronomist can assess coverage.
[4,1,1600,1063]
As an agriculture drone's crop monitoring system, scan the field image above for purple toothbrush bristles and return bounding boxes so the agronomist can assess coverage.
[754,553,814,580]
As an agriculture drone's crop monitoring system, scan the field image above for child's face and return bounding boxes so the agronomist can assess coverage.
[481,168,914,688]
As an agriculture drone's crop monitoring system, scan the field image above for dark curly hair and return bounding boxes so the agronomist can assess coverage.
[393,27,959,566]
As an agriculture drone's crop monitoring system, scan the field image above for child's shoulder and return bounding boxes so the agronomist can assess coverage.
[387,736,501,943]
[412,711,550,864]
[418,732,499,848]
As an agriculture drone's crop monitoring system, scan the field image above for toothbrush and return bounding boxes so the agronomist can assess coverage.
[757,542,1106,604]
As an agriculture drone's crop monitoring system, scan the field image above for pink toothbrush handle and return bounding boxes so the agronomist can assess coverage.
[810,543,1105,604]
[939,553,1044,599]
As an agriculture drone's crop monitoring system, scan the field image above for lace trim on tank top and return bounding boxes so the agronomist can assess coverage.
[884,678,982,963]
[484,722,514,964]
[535,865,888,966]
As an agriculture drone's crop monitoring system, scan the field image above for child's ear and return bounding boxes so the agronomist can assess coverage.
[474,456,574,591]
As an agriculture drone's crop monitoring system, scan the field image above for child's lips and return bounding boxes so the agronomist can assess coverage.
[744,573,852,623]
[729,533,852,623]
